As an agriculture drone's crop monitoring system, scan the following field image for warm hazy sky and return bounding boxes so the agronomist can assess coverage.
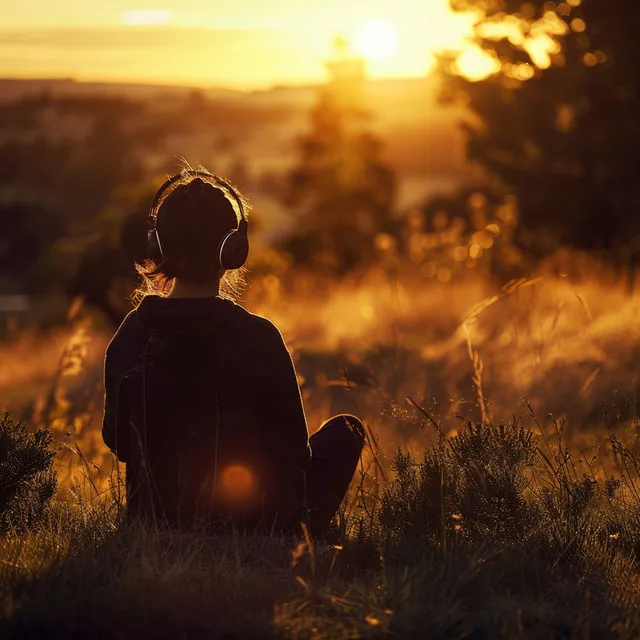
[1,0,478,88]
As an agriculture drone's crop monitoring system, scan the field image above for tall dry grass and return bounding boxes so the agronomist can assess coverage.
[2,259,640,637]
[2,262,640,491]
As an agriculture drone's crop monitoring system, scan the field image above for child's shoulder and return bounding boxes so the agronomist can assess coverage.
[105,308,143,355]
[229,302,285,344]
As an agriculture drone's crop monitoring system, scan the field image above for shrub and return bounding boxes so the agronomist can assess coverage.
[447,421,538,542]
[379,421,539,549]
[0,412,57,535]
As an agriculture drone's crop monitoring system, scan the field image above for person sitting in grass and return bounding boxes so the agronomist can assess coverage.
[102,167,365,536]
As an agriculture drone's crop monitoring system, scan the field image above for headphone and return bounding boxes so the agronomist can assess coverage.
[147,169,249,271]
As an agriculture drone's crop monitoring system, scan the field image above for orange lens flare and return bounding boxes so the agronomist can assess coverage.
[220,465,255,501]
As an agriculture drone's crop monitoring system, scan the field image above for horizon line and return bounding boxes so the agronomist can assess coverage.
[0,72,433,95]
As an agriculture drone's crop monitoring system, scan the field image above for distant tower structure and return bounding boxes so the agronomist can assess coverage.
[284,34,395,275]
[324,35,367,109]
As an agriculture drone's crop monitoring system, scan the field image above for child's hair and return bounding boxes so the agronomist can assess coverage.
[133,167,249,305]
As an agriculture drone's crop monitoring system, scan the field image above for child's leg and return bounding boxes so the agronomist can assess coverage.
[305,414,365,537]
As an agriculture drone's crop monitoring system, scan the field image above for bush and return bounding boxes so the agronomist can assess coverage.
[379,421,538,548]
[0,412,57,535]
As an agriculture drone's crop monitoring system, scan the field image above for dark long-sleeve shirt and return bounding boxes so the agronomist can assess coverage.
[102,295,311,526]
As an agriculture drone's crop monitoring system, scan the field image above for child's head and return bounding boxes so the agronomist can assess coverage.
[136,168,249,302]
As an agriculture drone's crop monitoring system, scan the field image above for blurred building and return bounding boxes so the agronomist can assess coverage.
[325,36,367,110]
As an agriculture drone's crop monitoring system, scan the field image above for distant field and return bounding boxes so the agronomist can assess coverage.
[0,75,472,212]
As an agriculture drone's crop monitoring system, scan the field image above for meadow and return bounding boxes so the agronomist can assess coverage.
[3,0,640,633]
[2,258,640,638]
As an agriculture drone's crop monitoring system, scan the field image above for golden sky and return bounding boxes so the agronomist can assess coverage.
[1,0,481,89]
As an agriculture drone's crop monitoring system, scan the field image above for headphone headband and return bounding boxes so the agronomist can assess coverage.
[148,169,247,230]
[146,168,249,271]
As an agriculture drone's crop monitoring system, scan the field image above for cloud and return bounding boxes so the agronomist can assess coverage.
[120,10,174,26]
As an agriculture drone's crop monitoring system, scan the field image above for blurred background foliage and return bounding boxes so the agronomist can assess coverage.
[445,0,640,267]
[1,0,639,330]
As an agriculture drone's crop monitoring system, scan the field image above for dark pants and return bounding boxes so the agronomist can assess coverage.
[304,414,366,537]
[124,410,365,537]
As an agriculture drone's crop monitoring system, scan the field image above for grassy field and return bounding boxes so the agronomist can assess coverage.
[3,264,640,638]
[4,414,640,638]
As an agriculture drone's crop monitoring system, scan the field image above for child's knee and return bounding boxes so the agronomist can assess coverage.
[340,414,366,446]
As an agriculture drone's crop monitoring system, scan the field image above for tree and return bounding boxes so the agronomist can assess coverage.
[0,201,65,293]
[444,0,640,264]
[66,185,154,326]
[0,94,153,316]
[283,40,396,274]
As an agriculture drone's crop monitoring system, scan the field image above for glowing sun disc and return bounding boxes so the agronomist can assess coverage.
[354,20,398,61]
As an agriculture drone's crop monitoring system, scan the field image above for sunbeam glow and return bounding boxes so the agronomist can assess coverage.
[354,19,398,61]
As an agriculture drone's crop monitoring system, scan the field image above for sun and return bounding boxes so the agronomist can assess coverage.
[354,19,398,61]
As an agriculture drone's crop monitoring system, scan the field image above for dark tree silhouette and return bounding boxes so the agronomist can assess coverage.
[0,202,65,293]
[0,94,154,318]
[445,0,640,266]
[66,190,153,326]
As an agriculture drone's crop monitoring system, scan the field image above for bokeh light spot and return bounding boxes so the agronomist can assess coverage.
[571,18,586,33]
[455,46,501,82]
[220,465,255,501]
[583,53,598,67]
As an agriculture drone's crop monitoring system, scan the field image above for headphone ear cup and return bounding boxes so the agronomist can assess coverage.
[219,231,249,270]
[147,229,164,263]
